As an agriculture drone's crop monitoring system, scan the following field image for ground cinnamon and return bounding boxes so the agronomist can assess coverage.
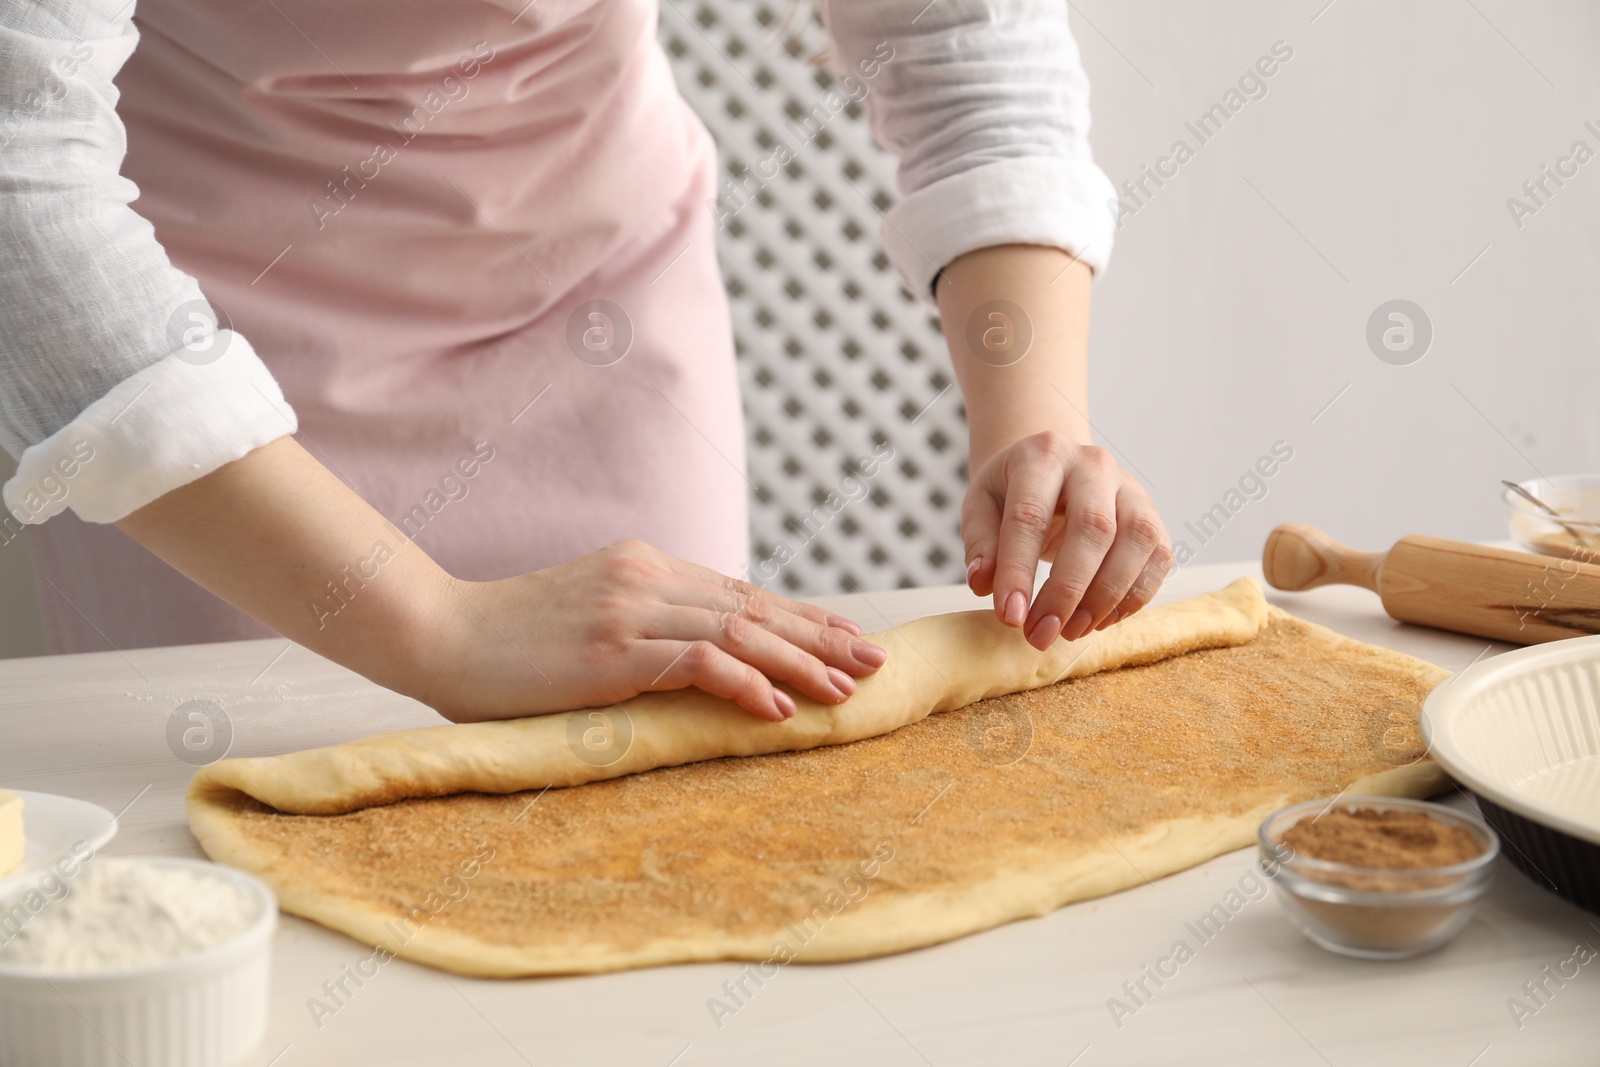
[1283,808,1485,869]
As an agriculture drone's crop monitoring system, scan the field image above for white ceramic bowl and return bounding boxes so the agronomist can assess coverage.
[1421,635,1600,914]
[0,857,276,1067]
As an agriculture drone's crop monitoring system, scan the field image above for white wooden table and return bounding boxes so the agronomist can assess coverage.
[3,559,1597,1066]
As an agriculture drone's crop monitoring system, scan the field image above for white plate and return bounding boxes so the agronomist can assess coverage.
[0,791,118,900]
[1421,635,1600,845]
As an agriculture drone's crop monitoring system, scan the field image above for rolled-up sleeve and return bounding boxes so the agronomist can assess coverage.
[0,0,295,525]
[818,0,1117,298]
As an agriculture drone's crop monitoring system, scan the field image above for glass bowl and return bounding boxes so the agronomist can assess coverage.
[1504,475,1600,560]
[1258,796,1499,960]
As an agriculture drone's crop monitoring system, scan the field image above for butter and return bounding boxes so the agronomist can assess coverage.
[0,789,23,877]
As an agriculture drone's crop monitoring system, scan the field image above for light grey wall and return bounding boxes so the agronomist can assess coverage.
[1,0,1592,657]
[1079,0,1600,570]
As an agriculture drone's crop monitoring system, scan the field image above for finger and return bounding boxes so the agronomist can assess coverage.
[1022,449,1120,648]
[715,593,887,677]
[990,441,1069,629]
[1056,482,1164,639]
[650,605,858,705]
[662,556,866,636]
[643,639,794,721]
[960,478,1004,598]
[677,573,885,676]
[1098,540,1173,630]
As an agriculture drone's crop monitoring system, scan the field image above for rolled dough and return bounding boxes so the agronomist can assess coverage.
[187,579,1450,976]
[189,578,1271,816]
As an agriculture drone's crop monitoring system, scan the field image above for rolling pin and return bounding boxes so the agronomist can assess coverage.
[1261,523,1600,645]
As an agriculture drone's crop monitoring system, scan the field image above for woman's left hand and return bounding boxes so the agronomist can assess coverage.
[961,430,1172,651]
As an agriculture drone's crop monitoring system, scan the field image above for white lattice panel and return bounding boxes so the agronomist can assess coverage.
[659,0,968,595]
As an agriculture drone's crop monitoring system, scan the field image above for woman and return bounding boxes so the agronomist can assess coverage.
[0,0,1171,722]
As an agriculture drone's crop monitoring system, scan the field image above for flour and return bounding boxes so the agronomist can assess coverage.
[0,859,259,974]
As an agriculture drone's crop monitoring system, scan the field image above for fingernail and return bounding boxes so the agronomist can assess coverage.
[1062,607,1094,641]
[1027,613,1062,647]
[827,667,857,699]
[1096,608,1122,631]
[851,640,887,668]
[773,690,797,718]
[966,557,982,583]
[1003,590,1028,627]
[826,613,863,636]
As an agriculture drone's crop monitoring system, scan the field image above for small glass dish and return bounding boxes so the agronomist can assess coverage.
[1258,796,1499,960]
[1504,475,1600,560]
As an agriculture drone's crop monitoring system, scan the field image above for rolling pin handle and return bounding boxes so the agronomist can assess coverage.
[1262,522,1386,593]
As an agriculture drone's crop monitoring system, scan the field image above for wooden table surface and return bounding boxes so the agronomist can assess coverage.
[2,558,1597,1067]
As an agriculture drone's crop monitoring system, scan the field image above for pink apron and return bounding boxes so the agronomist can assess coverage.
[28,0,750,652]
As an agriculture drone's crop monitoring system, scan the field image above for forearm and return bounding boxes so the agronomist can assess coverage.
[935,244,1094,470]
[115,436,454,699]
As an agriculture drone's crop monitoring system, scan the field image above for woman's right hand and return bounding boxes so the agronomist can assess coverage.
[416,540,889,724]
[118,439,877,725]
